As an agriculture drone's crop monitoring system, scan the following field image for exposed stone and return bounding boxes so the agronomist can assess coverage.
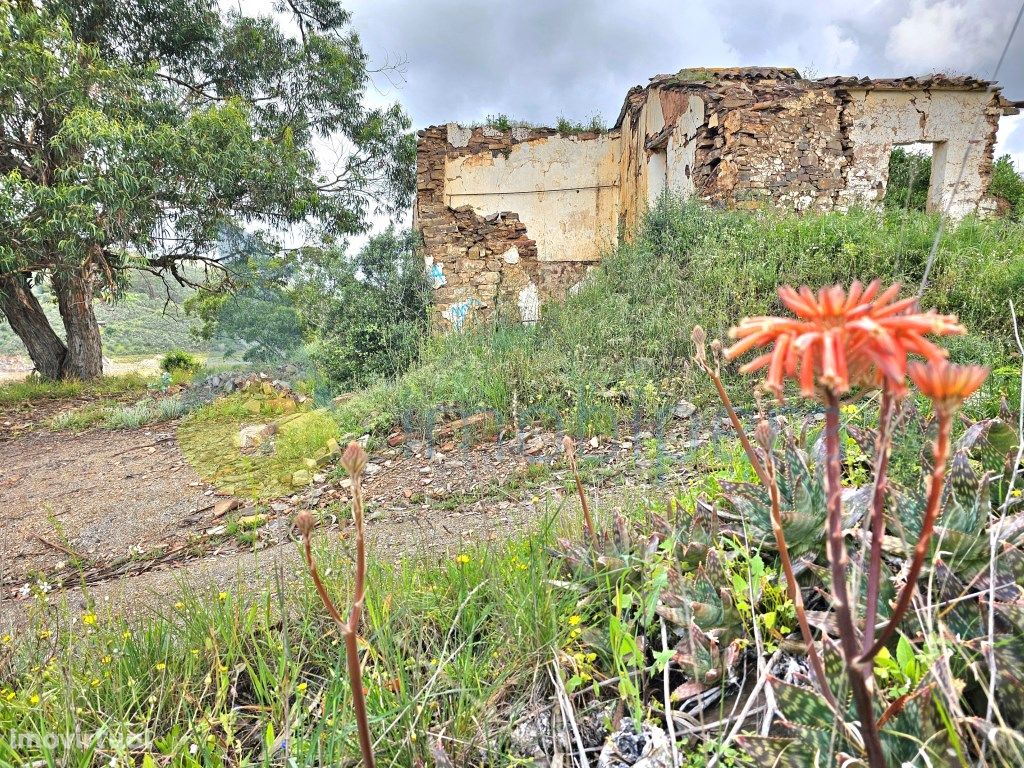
[418,67,1017,329]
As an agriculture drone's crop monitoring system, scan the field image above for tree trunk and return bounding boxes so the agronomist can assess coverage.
[52,265,104,379]
[0,274,69,379]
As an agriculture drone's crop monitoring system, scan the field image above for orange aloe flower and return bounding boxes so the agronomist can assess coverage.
[907,360,988,415]
[725,281,964,399]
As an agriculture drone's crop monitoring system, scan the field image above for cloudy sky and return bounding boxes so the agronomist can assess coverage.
[344,0,1024,167]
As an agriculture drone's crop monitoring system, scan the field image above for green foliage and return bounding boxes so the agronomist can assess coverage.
[484,114,532,132]
[0,373,149,406]
[883,146,932,211]
[295,228,430,389]
[159,350,200,375]
[885,416,1022,576]
[0,0,414,372]
[991,154,1024,220]
[334,199,1024,439]
[48,395,190,431]
[1,533,577,765]
[187,227,428,389]
[185,232,306,363]
[556,114,607,134]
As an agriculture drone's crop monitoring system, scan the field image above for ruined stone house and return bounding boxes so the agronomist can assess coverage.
[415,67,1021,329]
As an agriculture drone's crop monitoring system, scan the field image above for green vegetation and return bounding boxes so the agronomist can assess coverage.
[0,0,413,379]
[188,228,429,391]
[159,350,201,376]
[1,526,578,766]
[883,146,932,211]
[177,391,341,499]
[0,373,149,407]
[48,396,190,432]
[333,198,1024,440]
[0,273,201,359]
[992,154,1024,220]
[555,114,608,134]
[483,114,534,132]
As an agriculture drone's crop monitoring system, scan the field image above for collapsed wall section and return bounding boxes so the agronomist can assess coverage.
[418,68,1018,326]
[416,124,620,329]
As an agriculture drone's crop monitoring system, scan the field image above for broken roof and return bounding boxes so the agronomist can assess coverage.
[613,67,1016,128]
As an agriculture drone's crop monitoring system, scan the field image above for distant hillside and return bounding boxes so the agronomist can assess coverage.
[0,272,203,358]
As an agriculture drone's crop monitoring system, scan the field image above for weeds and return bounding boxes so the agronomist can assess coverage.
[47,396,190,432]
[0,373,148,407]
[333,200,1024,442]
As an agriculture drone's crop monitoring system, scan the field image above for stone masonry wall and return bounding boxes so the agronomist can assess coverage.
[416,124,603,330]
[419,68,1018,327]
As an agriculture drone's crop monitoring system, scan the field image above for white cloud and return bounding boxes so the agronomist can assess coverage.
[886,0,1004,73]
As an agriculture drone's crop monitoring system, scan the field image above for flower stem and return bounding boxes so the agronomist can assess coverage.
[763,444,837,710]
[300,471,376,768]
[862,389,896,653]
[824,394,886,768]
[860,410,952,664]
[347,472,375,768]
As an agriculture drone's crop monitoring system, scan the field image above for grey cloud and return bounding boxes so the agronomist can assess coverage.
[349,0,1022,129]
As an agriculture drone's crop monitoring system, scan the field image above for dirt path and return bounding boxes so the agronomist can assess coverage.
[0,412,704,630]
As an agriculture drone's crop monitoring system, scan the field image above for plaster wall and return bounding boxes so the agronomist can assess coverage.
[839,89,1000,216]
[444,133,622,263]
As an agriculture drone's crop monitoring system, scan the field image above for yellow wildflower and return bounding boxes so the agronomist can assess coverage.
[82,613,97,626]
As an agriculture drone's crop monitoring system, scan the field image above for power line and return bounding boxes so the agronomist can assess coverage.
[917,0,1024,299]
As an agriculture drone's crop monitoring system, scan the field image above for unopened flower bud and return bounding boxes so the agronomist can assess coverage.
[294,510,315,538]
[755,419,775,452]
[691,326,707,365]
[341,441,368,478]
[562,435,576,459]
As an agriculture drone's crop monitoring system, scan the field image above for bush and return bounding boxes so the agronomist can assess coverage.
[883,146,931,211]
[295,227,430,390]
[991,154,1024,220]
[159,349,200,375]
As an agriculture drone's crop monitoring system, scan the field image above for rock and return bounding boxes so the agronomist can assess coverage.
[291,470,312,486]
[235,424,277,449]
[212,499,242,519]
[673,400,697,420]
[597,720,672,768]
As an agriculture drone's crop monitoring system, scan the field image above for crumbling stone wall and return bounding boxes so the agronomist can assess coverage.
[418,68,1020,327]
[416,124,612,329]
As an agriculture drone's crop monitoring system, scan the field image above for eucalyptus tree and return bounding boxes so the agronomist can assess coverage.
[0,0,414,378]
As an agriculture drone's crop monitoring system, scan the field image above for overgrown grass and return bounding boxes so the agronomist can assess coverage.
[0,520,579,766]
[0,373,149,407]
[47,396,191,432]
[335,199,1024,439]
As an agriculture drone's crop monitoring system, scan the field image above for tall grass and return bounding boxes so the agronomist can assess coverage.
[335,199,1024,437]
[0,373,149,407]
[0,525,576,766]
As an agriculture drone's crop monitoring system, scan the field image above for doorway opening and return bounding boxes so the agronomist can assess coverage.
[883,141,945,213]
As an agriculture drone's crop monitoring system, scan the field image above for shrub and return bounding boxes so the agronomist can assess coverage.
[160,349,200,375]
[295,227,430,390]
[883,146,931,211]
[991,153,1024,220]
